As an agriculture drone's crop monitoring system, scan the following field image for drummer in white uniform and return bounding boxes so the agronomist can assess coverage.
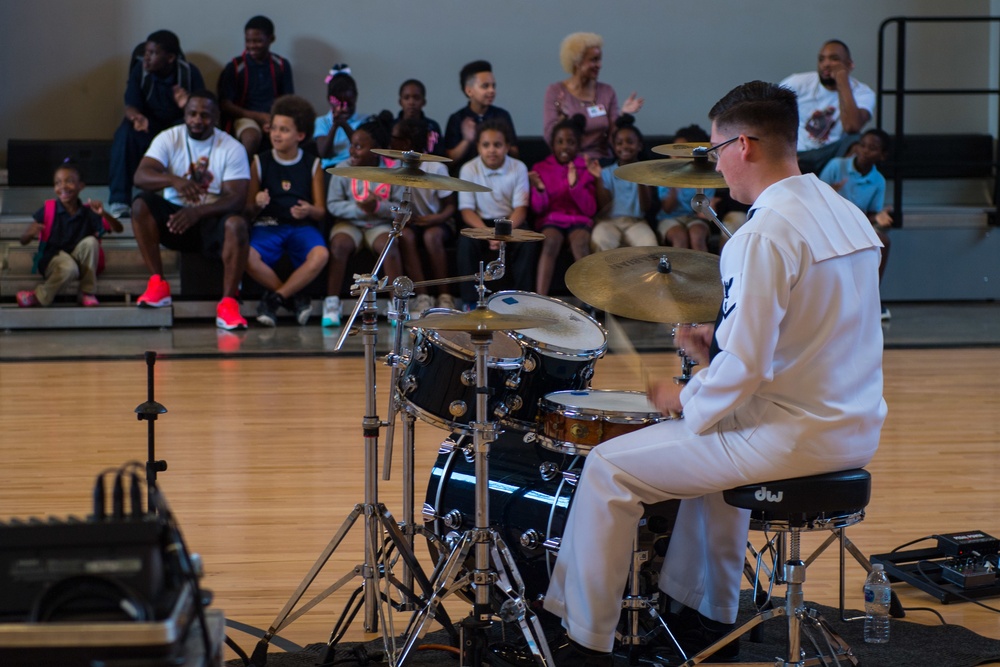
[542,80,887,666]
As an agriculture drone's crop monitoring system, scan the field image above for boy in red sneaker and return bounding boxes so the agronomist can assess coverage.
[17,160,123,308]
[132,91,251,329]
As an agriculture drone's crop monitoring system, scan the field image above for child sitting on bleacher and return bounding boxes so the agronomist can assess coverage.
[17,160,124,308]
[392,116,458,314]
[322,111,402,327]
[315,66,366,170]
[245,95,329,327]
[529,114,596,296]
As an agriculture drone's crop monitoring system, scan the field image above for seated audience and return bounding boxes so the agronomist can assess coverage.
[17,160,124,308]
[245,95,329,327]
[323,111,403,327]
[315,66,366,170]
[131,91,251,330]
[543,32,643,160]
[590,114,657,252]
[529,114,597,296]
[392,117,457,314]
[396,79,443,156]
[456,120,534,308]
[443,60,518,174]
[107,30,204,218]
[218,15,295,157]
[657,124,718,252]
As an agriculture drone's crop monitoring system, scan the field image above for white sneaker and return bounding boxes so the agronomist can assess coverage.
[322,296,342,327]
[436,293,457,311]
[881,306,891,321]
[413,293,435,317]
[107,202,131,219]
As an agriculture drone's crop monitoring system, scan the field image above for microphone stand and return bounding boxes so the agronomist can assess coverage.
[134,350,167,515]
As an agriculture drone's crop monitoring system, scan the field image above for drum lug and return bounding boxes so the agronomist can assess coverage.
[538,461,560,482]
[580,365,595,382]
[448,400,468,418]
[543,536,562,554]
[443,509,464,530]
[561,471,580,486]
[414,343,429,364]
[461,369,476,387]
[493,403,509,420]
[400,374,417,395]
[519,528,545,550]
[505,395,523,413]
[523,354,537,373]
[438,439,458,454]
[505,374,521,390]
[421,502,438,523]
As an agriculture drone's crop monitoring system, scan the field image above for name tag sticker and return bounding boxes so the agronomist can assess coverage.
[586,104,607,118]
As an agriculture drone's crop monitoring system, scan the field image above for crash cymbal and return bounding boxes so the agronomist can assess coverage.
[614,158,727,189]
[650,142,712,158]
[371,148,451,163]
[461,227,545,243]
[327,164,491,192]
[565,247,722,324]
[414,307,558,332]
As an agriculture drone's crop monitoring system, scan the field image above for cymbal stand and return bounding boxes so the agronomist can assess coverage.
[134,350,168,515]
[690,191,734,239]
[250,191,446,667]
[397,330,553,667]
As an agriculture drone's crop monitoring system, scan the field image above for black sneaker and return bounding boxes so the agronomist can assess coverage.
[286,293,312,326]
[256,291,282,327]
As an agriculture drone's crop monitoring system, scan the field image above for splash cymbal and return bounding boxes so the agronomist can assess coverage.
[565,246,722,324]
[414,308,559,332]
[614,158,727,189]
[650,142,712,158]
[327,164,491,192]
[461,227,545,243]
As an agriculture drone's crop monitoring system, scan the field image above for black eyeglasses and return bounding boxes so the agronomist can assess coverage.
[706,135,759,161]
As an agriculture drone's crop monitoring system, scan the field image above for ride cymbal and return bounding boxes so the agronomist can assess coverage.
[461,228,545,243]
[565,247,722,324]
[414,308,559,332]
[327,164,491,192]
[371,148,451,163]
[614,159,727,189]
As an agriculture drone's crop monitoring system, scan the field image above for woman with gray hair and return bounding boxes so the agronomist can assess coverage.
[543,32,644,160]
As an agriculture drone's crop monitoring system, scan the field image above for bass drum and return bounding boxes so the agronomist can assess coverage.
[423,428,679,603]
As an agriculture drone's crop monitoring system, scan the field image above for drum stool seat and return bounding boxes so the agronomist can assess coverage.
[682,469,871,667]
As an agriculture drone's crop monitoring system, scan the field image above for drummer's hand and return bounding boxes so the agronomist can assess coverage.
[674,323,714,367]
[647,379,683,417]
[488,239,501,251]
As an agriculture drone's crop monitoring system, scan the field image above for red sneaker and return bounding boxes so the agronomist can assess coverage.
[79,293,99,307]
[216,296,247,330]
[16,290,40,307]
[137,275,171,308]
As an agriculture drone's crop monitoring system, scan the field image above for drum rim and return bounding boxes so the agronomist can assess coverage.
[486,291,609,358]
[539,389,662,419]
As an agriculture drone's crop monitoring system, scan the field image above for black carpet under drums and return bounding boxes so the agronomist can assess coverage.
[226,592,1000,667]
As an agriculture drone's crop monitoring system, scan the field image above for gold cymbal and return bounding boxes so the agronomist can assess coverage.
[371,148,451,163]
[614,158,728,189]
[414,308,559,332]
[650,142,712,158]
[461,227,545,243]
[327,164,491,192]
[565,246,722,324]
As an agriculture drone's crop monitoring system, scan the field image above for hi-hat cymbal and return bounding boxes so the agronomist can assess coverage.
[650,142,712,158]
[327,164,491,192]
[414,308,558,332]
[614,159,727,189]
[461,227,545,243]
[565,247,722,324]
[371,148,451,163]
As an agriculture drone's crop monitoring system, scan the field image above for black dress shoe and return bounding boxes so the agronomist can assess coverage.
[656,597,740,662]
[549,634,613,667]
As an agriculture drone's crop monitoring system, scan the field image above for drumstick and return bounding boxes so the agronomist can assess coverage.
[603,313,646,390]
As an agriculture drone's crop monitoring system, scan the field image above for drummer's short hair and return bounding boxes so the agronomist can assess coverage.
[708,80,798,148]
[560,32,603,75]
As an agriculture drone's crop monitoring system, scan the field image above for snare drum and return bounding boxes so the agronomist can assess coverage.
[399,323,523,433]
[486,292,607,430]
[538,389,668,455]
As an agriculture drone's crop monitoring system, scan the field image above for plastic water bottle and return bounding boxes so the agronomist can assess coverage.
[863,563,891,643]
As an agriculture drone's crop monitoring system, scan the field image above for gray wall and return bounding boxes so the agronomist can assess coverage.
[1,0,996,167]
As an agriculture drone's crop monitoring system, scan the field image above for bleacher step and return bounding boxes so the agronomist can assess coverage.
[0,303,172,330]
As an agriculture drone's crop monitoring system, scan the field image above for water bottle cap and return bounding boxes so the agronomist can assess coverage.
[872,563,884,571]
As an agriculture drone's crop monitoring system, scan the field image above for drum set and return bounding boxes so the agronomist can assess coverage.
[248,145,730,667]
